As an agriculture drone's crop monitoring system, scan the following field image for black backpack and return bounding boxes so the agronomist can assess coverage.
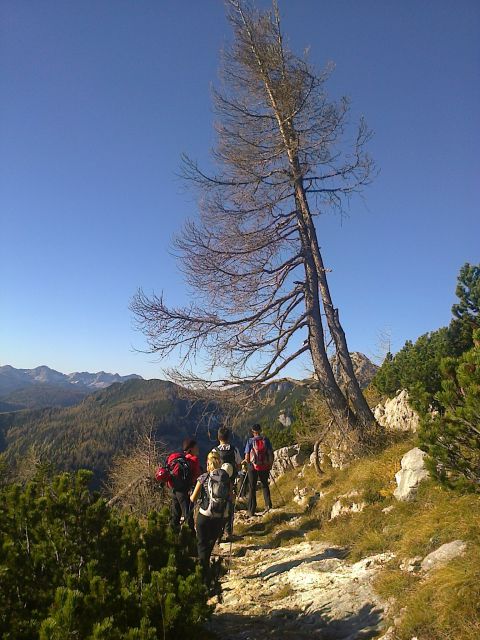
[214,445,238,479]
[166,452,192,492]
[199,468,230,517]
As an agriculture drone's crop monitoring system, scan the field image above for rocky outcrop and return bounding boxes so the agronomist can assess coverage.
[278,412,292,427]
[374,389,420,433]
[271,445,309,480]
[308,431,356,470]
[398,540,467,576]
[393,448,429,501]
[331,352,378,389]
[420,540,467,573]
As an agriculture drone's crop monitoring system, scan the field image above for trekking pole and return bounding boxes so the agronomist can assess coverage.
[227,500,234,573]
[237,471,248,499]
[269,471,285,506]
[226,471,247,573]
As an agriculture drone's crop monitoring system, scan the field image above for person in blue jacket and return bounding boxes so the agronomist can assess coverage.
[243,424,274,517]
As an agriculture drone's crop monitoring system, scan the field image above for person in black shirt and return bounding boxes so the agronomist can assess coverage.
[212,426,242,541]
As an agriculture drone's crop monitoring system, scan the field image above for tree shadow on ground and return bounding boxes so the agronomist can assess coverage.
[209,602,383,640]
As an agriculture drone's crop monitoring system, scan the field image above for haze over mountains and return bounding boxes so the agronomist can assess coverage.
[0,365,142,411]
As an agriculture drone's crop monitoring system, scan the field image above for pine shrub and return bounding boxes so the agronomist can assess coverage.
[0,470,210,639]
[419,329,480,490]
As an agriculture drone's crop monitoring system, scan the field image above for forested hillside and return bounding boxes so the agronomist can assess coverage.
[0,379,219,486]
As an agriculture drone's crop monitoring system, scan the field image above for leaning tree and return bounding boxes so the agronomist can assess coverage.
[132,0,377,442]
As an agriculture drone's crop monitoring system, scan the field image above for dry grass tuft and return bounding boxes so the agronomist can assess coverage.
[235,435,480,639]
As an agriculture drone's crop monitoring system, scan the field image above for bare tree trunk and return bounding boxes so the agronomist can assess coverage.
[297,198,358,431]
[313,440,323,476]
[294,179,376,431]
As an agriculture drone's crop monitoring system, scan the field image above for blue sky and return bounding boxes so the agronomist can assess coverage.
[1,1,479,379]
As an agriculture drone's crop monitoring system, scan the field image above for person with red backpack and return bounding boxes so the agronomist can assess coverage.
[155,438,201,532]
[243,424,274,517]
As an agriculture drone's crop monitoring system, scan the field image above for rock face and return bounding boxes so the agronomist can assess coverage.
[278,412,292,427]
[271,445,309,480]
[393,448,429,501]
[211,540,393,639]
[331,352,378,389]
[421,540,467,573]
[374,389,420,433]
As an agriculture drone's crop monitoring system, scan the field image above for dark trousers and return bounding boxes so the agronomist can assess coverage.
[247,468,272,516]
[170,490,194,532]
[196,512,225,574]
[223,500,234,536]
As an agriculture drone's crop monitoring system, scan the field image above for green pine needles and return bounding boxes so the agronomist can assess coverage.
[372,262,479,406]
[0,470,210,639]
[419,329,480,491]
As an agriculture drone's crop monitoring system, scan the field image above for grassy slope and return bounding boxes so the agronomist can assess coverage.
[236,436,480,640]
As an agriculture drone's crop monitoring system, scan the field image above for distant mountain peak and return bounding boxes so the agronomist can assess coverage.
[0,365,143,405]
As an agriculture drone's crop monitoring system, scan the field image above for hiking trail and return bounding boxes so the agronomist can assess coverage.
[207,509,392,640]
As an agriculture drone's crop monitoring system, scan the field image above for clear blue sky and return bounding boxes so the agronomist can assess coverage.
[1,1,479,379]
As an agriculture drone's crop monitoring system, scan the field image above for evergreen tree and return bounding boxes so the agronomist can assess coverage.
[452,262,480,329]
[372,262,479,403]
[419,329,480,491]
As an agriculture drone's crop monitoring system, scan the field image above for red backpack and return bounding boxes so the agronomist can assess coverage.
[249,436,273,471]
[155,452,192,492]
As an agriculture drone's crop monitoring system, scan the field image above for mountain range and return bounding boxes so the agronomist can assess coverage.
[0,365,142,411]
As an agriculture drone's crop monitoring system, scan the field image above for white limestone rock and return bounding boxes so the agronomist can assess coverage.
[393,447,429,501]
[293,486,322,510]
[420,540,467,573]
[270,444,309,480]
[374,389,420,433]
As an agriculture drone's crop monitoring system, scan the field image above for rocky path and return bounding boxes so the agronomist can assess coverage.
[207,511,393,640]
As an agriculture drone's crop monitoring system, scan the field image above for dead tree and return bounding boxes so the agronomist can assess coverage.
[132,0,376,442]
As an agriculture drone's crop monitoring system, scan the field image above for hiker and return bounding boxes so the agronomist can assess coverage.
[190,450,232,581]
[237,428,253,499]
[243,424,274,517]
[164,438,201,532]
[212,426,242,541]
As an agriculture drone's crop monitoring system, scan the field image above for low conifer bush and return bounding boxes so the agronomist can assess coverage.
[0,469,210,639]
[419,329,480,491]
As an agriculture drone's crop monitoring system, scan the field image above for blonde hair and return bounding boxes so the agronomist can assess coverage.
[207,451,221,472]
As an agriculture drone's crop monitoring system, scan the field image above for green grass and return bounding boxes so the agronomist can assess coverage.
[234,435,480,639]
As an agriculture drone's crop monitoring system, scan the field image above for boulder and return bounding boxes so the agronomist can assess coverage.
[393,447,429,501]
[270,444,309,480]
[374,389,420,433]
[420,540,467,573]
